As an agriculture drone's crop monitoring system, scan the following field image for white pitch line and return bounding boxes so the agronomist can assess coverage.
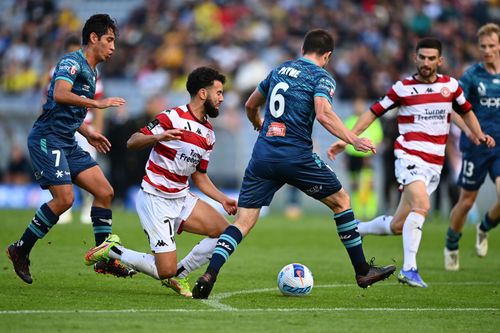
[202,281,499,310]
[1,281,498,315]
[0,308,498,315]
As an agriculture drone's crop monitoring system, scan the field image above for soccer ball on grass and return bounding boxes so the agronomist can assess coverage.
[277,263,314,296]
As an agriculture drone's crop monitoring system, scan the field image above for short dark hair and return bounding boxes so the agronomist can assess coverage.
[82,14,118,45]
[302,29,334,55]
[416,38,442,55]
[186,67,226,97]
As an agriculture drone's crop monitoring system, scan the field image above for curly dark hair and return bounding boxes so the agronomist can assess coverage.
[186,67,226,97]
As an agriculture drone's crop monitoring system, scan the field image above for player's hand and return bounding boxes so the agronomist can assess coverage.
[352,137,376,154]
[252,118,263,132]
[87,131,111,153]
[96,97,126,109]
[222,197,238,215]
[327,141,347,160]
[479,135,495,148]
[157,129,183,142]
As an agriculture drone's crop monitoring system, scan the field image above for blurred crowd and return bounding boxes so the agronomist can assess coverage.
[1,0,498,98]
[0,0,498,210]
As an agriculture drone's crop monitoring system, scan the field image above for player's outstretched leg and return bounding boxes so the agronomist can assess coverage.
[356,259,396,288]
[85,234,137,278]
[162,277,192,297]
[333,209,396,288]
[93,260,137,278]
[84,234,121,265]
[192,225,243,299]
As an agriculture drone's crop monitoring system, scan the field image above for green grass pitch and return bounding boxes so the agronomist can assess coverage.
[1,208,499,332]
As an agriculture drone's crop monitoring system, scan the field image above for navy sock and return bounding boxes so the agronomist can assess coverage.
[206,225,243,278]
[334,209,369,275]
[480,213,499,232]
[91,207,112,245]
[445,227,462,251]
[17,203,59,255]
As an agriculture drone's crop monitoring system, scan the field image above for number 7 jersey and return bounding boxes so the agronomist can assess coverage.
[252,57,337,162]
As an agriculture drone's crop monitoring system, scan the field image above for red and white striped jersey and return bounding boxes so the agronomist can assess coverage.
[139,104,215,198]
[370,74,472,173]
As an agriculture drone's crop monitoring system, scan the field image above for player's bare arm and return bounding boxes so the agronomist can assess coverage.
[126,130,183,150]
[460,110,496,148]
[191,171,237,215]
[327,110,378,160]
[54,79,125,109]
[314,96,376,157]
[245,88,265,131]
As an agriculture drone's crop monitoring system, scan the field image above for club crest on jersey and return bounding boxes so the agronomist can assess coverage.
[206,133,214,145]
[440,87,450,98]
[266,122,286,137]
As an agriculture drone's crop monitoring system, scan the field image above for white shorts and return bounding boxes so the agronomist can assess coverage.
[395,156,441,195]
[75,132,97,159]
[136,189,199,253]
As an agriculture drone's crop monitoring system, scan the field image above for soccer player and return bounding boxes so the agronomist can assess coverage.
[444,23,500,271]
[5,14,132,284]
[84,67,237,297]
[48,34,105,225]
[329,38,495,287]
[192,29,396,299]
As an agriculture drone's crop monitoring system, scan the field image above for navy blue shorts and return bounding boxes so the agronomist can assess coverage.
[28,135,98,189]
[238,153,342,208]
[458,146,500,191]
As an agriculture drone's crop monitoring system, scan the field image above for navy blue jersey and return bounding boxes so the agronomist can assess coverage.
[31,49,97,147]
[251,57,336,161]
[459,63,500,152]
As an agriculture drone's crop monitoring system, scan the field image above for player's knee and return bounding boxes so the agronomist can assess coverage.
[326,189,351,212]
[209,220,230,238]
[95,185,114,203]
[157,265,177,280]
[458,196,476,211]
[55,194,74,211]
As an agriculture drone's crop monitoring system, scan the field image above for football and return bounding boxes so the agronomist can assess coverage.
[277,263,314,296]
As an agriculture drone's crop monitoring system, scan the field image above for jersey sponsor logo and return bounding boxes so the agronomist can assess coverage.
[34,170,43,180]
[480,97,500,108]
[55,170,64,178]
[266,122,286,137]
[440,87,451,98]
[179,149,202,166]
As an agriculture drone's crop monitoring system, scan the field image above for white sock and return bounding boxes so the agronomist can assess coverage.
[110,245,160,280]
[402,212,425,271]
[176,238,218,278]
[357,215,394,236]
